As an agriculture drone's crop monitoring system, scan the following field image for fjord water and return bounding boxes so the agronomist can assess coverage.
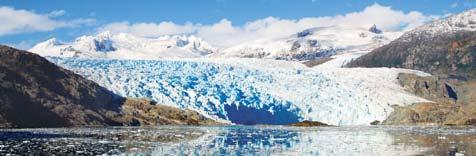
[0,126,475,155]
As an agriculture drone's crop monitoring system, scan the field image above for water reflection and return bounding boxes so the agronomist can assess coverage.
[386,126,476,155]
[151,126,302,155]
[1,126,475,155]
[147,126,475,156]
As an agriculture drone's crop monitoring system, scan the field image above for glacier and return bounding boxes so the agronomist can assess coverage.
[47,55,429,126]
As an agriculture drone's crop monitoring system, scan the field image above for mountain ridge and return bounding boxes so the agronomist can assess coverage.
[29,25,401,61]
[216,25,400,61]
[29,32,217,60]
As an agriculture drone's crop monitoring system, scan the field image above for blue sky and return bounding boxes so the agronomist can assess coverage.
[0,0,472,49]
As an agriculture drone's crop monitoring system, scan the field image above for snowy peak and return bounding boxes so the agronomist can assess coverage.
[368,24,383,34]
[29,32,217,59]
[219,26,399,61]
[73,31,116,53]
[158,35,216,55]
[401,9,476,40]
[297,29,313,38]
[96,31,113,40]
[92,31,116,52]
[35,38,62,47]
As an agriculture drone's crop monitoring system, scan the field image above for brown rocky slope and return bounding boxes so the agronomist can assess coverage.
[382,73,476,125]
[0,45,221,128]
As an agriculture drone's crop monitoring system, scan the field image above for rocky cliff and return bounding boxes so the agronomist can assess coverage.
[382,73,476,125]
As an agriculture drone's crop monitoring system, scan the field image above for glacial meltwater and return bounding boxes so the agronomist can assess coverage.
[0,126,475,155]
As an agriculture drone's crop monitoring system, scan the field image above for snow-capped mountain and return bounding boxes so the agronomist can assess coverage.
[30,25,400,61]
[29,31,217,59]
[400,9,476,41]
[216,25,401,61]
[347,8,476,74]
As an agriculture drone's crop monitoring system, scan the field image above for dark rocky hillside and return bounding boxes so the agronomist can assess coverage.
[346,15,476,125]
[0,45,220,128]
[347,31,476,80]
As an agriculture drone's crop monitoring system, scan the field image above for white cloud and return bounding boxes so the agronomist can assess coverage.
[48,10,66,17]
[4,40,36,50]
[98,21,197,38]
[450,2,458,8]
[99,3,436,48]
[0,6,94,36]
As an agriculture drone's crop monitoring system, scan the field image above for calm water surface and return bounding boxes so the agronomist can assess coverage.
[0,126,475,155]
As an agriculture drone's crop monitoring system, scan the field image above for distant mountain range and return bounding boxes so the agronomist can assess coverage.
[29,31,217,60]
[216,25,399,60]
[29,25,400,61]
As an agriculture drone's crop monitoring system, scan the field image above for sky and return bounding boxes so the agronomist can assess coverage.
[0,0,473,49]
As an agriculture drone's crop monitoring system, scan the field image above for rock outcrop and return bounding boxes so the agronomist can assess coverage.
[383,101,476,126]
[382,73,476,125]
[121,98,223,126]
[287,120,331,127]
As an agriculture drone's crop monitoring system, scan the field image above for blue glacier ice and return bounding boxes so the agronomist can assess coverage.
[47,57,428,125]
